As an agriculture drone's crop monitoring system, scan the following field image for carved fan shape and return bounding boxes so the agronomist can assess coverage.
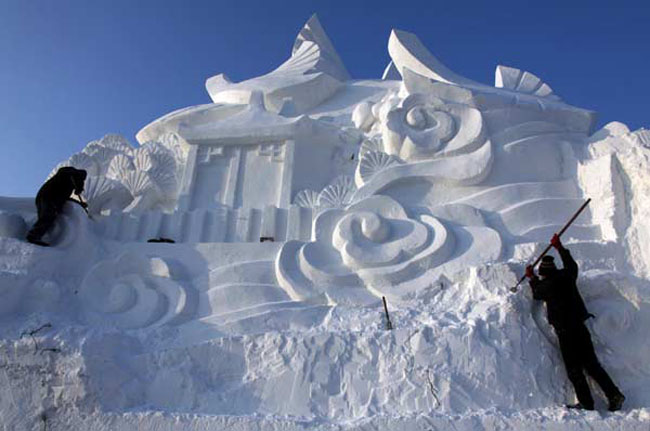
[123,171,155,196]
[358,151,400,184]
[632,129,650,147]
[68,153,100,176]
[141,141,173,156]
[139,142,177,173]
[99,134,133,156]
[495,65,560,100]
[157,132,189,166]
[84,146,120,172]
[359,138,384,156]
[82,141,103,155]
[331,175,355,189]
[294,189,320,208]
[318,176,356,208]
[150,151,177,175]
[133,148,154,171]
[148,165,177,195]
[82,176,131,203]
[106,154,135,181]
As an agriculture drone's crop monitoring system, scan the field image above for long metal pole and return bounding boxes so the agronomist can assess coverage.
[510,198,591,293]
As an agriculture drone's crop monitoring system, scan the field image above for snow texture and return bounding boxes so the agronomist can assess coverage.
[2,14,650,431]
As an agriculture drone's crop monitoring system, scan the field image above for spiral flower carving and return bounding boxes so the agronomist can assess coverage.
[79,252,194,329]
[379,93,485,161]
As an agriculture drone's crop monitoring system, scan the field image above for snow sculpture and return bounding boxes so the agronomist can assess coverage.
[79,251,195,329]
[27,15,612,304]
[3,14,650,429]
[377,93,485,161]
[205,14,349,114]
[277,195,456,303]
[51,133,188,215]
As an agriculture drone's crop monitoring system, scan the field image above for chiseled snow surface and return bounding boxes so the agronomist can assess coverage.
[1,217,650,430]
[2,128,650,430]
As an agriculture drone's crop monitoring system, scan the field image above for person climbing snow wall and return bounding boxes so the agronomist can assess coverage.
[26,166,87,246]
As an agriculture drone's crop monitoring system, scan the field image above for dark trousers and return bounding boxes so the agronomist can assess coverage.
[556,322,621,408]
[27,197,60,241]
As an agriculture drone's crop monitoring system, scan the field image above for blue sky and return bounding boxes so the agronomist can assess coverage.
[1,0,649,197]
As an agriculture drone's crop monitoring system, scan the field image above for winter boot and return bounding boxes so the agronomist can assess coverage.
[26,233,49,247]
[608,393,625,412]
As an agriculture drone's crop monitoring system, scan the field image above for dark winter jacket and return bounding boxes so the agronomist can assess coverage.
[36,167,87,210]
[528,247,591,330]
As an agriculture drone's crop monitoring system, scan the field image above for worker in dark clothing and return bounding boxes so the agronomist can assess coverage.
[26,166,88,246]
[526,234,625,411]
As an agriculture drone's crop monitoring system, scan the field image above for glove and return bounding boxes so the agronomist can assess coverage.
[550,233,562,250]
[525,265,535,279]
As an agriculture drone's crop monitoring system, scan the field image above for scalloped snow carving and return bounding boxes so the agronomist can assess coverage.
[495,65,560,100]
[133,148,154,171]
[68,153,100,176]
[630,129,650,147]
[48,134,178,214]
[82,141,102,155]
[294,189,320,209]
[157,132,190,164]
[99,134,134,155]
[359,138,383,156]
[148,165,177,194]
[123,171,156,196]
[79,252,195,329]
[106,154,135,181]
[82,176,133,215]
[318,176,356,208]
[138,142,178,174]
[356,151,401,187]
[84,145,120,165]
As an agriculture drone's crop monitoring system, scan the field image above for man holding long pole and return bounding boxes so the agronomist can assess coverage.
[526,233,625,411]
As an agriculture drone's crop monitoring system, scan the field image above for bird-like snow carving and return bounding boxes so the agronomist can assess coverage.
[205,14,349,114]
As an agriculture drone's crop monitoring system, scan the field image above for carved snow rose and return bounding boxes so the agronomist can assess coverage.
[380,93,484,161]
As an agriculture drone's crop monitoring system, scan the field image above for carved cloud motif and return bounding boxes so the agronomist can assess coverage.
[79,252,195,329]
[276,195,454,304]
